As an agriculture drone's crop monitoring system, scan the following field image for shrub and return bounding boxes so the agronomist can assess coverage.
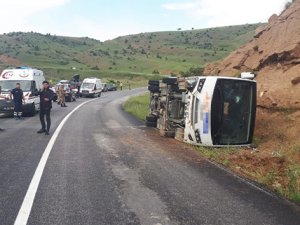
[91,66,100,70]
[152,69,160,74]
[180,67,204,77]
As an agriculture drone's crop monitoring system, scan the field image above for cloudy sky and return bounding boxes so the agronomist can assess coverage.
[0,0,291,41]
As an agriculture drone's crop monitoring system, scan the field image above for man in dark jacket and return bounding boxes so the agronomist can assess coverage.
[10,83,25,120]
[37,81,54,135]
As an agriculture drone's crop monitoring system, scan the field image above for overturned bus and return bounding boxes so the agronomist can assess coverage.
[146,76,256,147]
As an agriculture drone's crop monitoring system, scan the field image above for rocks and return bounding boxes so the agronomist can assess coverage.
[291,76,300,85]
[268,14,278,24]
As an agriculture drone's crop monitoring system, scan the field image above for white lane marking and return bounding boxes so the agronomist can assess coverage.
[14,98,98,225]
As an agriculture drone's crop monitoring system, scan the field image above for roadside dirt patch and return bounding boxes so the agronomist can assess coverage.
[210,107,300,203]
[144,129,206,164]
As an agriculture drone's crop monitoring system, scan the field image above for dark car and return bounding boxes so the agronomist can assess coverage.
[107,83,117,91]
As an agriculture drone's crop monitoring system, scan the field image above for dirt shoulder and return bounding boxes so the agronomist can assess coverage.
[196,107,300,204]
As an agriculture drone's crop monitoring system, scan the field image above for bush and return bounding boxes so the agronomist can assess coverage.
[152,69,160,74]
[180,67,204,77]
[59,60,69,65]
[91,66,100,70]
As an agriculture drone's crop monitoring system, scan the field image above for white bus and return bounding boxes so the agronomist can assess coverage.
[0,67,45,116]
[147,76,257,147]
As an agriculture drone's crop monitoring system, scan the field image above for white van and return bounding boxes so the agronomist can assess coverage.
[80,78,103,97]
[0,67,45,116]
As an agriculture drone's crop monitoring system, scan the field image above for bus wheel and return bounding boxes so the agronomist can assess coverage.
[146,121,157,127]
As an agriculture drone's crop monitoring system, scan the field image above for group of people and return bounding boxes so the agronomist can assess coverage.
[6,81,54,135]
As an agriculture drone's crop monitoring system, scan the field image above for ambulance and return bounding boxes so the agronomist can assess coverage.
[0,67,45,116]
[80,78,103,97]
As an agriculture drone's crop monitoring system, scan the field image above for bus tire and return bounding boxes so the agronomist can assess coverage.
[146,115,158,122]
[146,121,157,127]
[162,77,177,85]
[148,85,160,93]
[148,80,159,86]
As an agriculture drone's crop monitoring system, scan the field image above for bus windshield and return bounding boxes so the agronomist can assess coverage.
[0,80,32,92]
[211,79,256,145]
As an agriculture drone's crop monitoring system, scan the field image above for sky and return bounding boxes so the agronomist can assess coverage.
[0,0,292,41]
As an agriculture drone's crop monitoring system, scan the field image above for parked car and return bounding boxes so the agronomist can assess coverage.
[107,83,117,91]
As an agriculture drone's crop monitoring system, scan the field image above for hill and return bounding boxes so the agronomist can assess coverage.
[0,24,261,81]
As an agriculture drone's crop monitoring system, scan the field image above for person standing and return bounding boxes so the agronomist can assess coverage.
[127,81,131,90]
[10,83,25,120]
[58,85,67,107]
[37,81,54,135]
[120,82,123,91]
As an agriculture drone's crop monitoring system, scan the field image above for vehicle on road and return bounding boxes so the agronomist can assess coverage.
[0,66,45,116]
[58,80,69,85]
[58,75,81,98]
[147,76,256,147]
[56,83,76,102]
[106,83,117,91]
[80,78,103,97]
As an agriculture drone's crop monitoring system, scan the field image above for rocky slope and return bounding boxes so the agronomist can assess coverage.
[204,0,300,109]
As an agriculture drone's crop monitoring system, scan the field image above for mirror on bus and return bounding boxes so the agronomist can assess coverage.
[186,79,197,92]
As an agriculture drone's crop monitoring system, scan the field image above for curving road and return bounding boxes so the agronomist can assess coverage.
[0,88,299,225]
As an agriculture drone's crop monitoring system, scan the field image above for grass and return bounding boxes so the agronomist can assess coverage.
[285,165,300,202]
[124,93,150,121]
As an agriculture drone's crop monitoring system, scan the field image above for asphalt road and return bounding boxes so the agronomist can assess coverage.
[0,88,299,225]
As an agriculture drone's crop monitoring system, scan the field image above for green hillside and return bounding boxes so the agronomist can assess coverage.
[0,23,262,83]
